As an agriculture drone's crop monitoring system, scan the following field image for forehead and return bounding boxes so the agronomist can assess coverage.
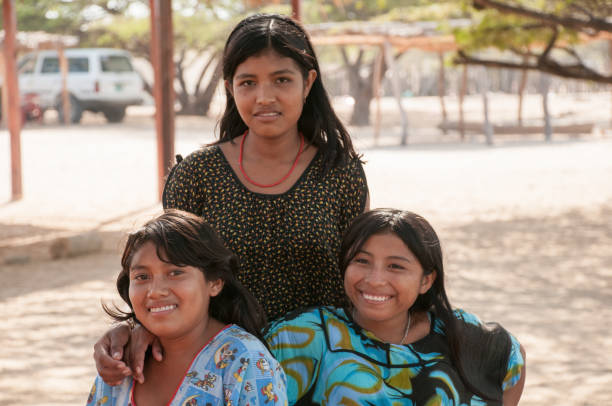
[130,241,166,266]
[233,49,301,76]
[360,232,415,258]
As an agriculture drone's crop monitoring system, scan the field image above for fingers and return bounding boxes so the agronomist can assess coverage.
[152,337,164,362]
[109,324,131,360]
[128,324,159,384]
[93,324,133,386]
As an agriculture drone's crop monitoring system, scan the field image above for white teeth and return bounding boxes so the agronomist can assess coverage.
[257,112,279,116]
[149,304,176,313]
[362,293,390,302]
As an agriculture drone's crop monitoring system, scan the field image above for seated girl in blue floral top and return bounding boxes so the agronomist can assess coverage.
[86,210,287,406]
[264,208,526,405]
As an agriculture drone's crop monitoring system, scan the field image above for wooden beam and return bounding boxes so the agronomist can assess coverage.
[150,0,175,200]
[311,34,457,53]
[2,0,23,200]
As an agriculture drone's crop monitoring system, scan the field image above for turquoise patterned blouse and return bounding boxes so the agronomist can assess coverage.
[86,325,288,406]
[265,307,524,405]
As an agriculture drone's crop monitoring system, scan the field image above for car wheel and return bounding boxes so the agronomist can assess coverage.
[103,107,126,123]
[57,95,83,124]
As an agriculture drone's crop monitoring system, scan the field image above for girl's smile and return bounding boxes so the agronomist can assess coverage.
[128,242,223,341]
[228,49,316,140]
[344,232,436,341]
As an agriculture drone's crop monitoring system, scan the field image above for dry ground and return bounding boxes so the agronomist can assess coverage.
[1,93,612,405]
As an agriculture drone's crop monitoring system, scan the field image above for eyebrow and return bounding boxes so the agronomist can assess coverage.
[357,249,412,263]
[129,264,148,273]
[234,68,297,80]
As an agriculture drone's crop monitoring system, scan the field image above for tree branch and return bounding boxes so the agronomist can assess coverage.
[455,50,612,84]
[472,0,612,34]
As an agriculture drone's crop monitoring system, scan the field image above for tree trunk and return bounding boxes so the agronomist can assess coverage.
[341,47,377,127]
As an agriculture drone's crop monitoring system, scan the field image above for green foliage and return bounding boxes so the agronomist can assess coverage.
[372,2,467,22]
[454,0,584,53]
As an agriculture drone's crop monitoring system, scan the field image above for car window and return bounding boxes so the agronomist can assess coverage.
[100,55,133,73]
[41,57,60,74]
[39,57,90,74]
[69,57,89,73]
[18,56,37,74]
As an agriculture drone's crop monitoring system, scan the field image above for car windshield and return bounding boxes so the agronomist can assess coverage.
[18,56,37,74]
[100,55,133,73]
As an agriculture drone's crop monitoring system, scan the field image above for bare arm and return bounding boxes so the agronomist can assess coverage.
[503,344,526,406]
[93,323,163,385]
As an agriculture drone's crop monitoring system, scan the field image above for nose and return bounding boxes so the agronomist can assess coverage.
[256,82,275,104]
[363,263,386,285]
[147,277,169,298]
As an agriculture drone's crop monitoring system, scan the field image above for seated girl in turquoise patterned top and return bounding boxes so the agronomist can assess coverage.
[86,211,287,406]
[265,208,526,405]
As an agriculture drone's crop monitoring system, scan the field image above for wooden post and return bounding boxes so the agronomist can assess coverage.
[2,0,23,200]
[372,46,383,146]
[150,0,176,200]
[437,52,448,134]
[291,0,301,21]
[517,56,528,127]
[0,55,7,128]
[458,65,467,141]
[58,46,71,125]
[383,41,409,146]
[540,73,552,142]
[481,67,493,146]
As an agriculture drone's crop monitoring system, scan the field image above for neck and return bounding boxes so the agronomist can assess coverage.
[352,310,412,345]
[244,129,301,162]
[155,318,225,364]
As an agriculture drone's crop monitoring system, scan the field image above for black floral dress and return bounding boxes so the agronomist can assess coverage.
[163,145,368,320]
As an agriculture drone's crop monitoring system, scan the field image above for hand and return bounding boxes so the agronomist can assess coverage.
[93,324,133,386]
[127,324,163,384]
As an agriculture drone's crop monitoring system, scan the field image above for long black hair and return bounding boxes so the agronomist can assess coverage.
[103,210,267,342]
[339,208,511,402]
[219,13,361,173]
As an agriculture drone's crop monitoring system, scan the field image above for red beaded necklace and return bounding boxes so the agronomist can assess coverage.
[239,130,305,188]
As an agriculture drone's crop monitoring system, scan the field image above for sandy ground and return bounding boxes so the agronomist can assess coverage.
[1,93,612,405]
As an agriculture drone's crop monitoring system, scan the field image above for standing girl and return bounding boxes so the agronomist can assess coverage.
[86,211,287,406]
[94,13,368,384]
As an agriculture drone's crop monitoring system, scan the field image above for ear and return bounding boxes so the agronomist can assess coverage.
[419,270,436,295]
[224,80,233,97]
[208,278,225,298]
[303,69,317,99]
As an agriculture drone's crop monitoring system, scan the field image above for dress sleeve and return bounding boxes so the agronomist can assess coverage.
[86,376,109,406]
[162,151,204,215]
[265,310,326,405]
[224,345,288,406]
[502,333,525,390]
[338,158,369,232]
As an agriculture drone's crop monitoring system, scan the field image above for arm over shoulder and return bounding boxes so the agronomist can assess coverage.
[265,309,327,405]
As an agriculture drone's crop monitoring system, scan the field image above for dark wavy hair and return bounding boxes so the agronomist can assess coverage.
[218,13,361,173]
[340,208,511,402]
[103,210,267,342]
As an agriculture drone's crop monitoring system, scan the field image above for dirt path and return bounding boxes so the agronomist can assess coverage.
[2,204,611,405]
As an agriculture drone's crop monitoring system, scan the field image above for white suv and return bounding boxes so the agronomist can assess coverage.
[17,48,144,123]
